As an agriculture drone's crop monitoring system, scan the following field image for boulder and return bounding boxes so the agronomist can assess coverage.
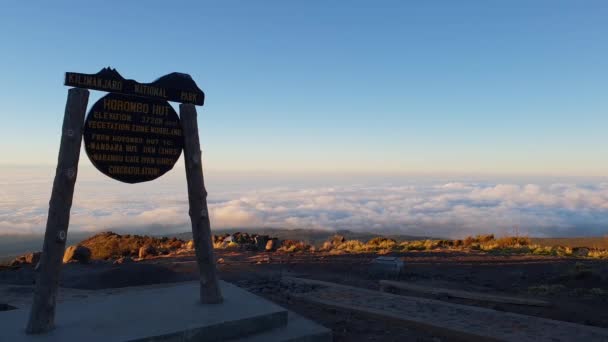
[278,239,310,252]
[233,232,252,244]
[186,240,195,249]
[113,256,133,265]
[9,252,42,266]
[332,234,346,245]
[63,245,92,264]
[138,245,157,259]
[255,235,270,251]
[25,252,41,265]
[165,238,183,250]
[573,247,590,257]
[321,241,333,251]
[265,239,278,252]
[9,256,26,267]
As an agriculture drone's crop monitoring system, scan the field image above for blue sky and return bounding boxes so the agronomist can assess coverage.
[1,1,607,175]
[1,2,608,238]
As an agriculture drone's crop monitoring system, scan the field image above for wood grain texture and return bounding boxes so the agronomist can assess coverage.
[180,103,223,304]
[26,88,89,334]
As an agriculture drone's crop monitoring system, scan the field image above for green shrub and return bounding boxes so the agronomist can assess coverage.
[589,249,608,259]
[532,246,556,255]
[337,240,366,252]
[477,234,495,243]
[277,240,311,253]
[366,237,397,251]
[495,236,531,248]
[463,236,476,247]
[400,241,426,251]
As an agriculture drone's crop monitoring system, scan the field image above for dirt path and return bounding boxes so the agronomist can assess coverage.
[281,276,608,342]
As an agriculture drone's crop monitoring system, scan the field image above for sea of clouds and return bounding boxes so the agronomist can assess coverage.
[1,165,608,238]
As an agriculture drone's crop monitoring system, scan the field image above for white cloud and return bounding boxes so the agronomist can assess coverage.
[1,167,608,238]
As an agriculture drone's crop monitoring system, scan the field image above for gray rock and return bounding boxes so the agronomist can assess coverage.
[25,252,41,265]
[331,235,346,245]
[9,257,25,267]
[265,239,278,251]
[9,252,42,266]
[186,240,195,249]
[113,256,133,265]
[138,245,157,259]
[63,245,92,264]
[255,235,270,251]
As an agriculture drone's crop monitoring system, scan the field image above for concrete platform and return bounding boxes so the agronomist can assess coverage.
[229,311,332,342]
[0,281,330,342]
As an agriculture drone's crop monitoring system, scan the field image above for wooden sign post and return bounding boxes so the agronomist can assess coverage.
[26,88,89,334]
[26,69,222,334]
[181,104,223,304]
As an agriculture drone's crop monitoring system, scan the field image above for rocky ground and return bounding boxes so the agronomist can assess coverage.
[2,246,608,341]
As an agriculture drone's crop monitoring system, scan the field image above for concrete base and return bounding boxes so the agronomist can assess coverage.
[0,281,331,342]
[230,311,332,342]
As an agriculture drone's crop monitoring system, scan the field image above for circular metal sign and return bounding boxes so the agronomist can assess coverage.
[83,93,183,183]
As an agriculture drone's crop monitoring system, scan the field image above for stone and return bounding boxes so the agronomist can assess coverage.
[233,232,245,244]
[319,235,346,251]
[321,241,333,251]
[573,247,590,257]
[255,235,270,251]
[63,245,92,264]
[9,255,28,266]
[213,234,226,244]
[138,245,157,259]
[186,240,195,249]
[24,252,41,265]
[113,256,133,265]
[165,238,183,250]
[331,234,346,245]
[265,239,278,252]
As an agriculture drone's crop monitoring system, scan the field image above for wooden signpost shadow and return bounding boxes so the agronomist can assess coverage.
[26,69,222,334]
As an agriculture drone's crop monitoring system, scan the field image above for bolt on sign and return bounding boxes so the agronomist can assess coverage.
[26,68,222,335]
